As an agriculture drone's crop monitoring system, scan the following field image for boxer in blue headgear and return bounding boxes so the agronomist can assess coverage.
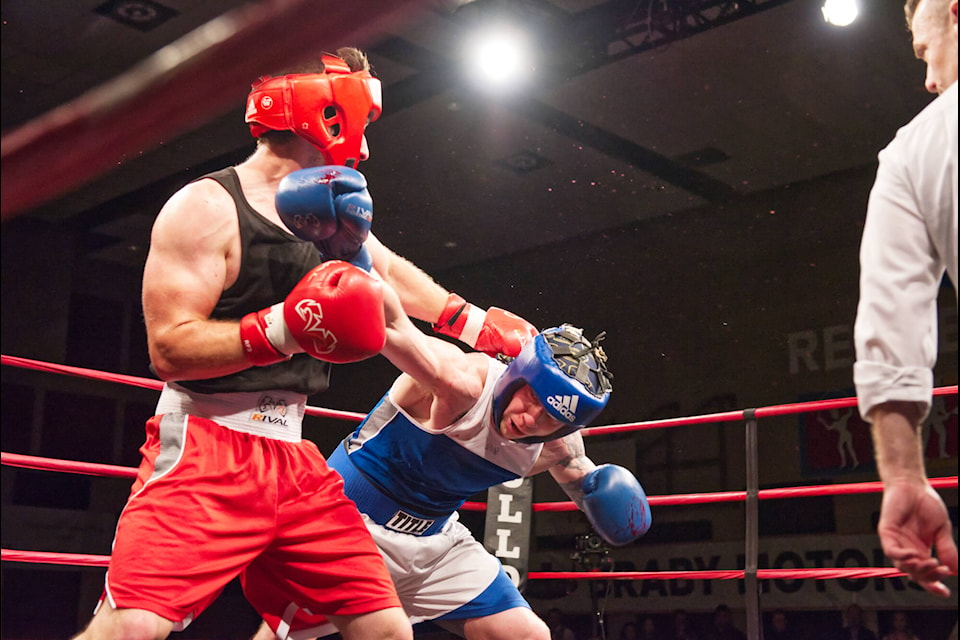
[493,324,612,444]
[267,323,649,640]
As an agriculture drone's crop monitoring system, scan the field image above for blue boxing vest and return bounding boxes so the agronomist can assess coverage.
[328,360,543,535]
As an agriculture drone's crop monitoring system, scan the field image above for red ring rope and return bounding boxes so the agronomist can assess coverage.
[2,452,136,479]
[0,0,433,220]
[2,355,956,586]
[2,549,111,568]
[6,353,955,435]
[581,385,958,437]
[4,451,956,510]
[0,549,910,583]
[1,354,365,422]
[527,568,910,581]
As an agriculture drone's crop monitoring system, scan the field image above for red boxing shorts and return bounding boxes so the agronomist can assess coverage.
[102,412,400,634]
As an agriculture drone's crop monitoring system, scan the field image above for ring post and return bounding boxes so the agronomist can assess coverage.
[744,408,760,639]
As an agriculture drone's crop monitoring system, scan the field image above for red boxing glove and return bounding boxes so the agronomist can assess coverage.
[433,293,537,357]
[240,261,386,366]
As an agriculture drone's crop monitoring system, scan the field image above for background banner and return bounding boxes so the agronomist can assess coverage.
[484,477,534,590]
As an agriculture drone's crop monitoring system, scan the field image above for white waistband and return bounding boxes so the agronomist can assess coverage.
[156,383,306,442]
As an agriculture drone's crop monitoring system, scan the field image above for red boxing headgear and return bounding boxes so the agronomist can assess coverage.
[245,54,382,168]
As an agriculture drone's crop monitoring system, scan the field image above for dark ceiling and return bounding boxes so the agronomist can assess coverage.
[0,0,934,281]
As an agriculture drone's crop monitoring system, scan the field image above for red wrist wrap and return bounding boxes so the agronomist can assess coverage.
[239,310,289,367]
[434,293,469,335]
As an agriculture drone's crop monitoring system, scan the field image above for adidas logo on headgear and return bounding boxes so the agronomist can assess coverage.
[547,394,579,421]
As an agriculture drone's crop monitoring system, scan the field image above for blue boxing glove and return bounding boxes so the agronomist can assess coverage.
[581,464,651,546]
[276,166,374,271]
[348,244,373,272]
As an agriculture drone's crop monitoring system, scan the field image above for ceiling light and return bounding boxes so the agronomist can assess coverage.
[463,22,535,92]
[821,0,859,27]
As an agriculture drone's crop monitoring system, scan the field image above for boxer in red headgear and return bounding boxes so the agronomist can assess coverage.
[73,47,530,640]
[245,52,382,169]
[245,52,537,353]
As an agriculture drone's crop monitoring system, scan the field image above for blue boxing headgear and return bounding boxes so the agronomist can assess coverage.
[493,324,613,444]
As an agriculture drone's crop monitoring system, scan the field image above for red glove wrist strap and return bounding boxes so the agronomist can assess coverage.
[240,311,289,367]
[434,293,469,334]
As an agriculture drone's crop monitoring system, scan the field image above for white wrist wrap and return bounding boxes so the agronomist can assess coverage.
[263,303,302,355]
[459,305,486,348]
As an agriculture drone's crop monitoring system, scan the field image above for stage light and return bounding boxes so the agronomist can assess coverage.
[821,0,859,27]
[463,21,535,91]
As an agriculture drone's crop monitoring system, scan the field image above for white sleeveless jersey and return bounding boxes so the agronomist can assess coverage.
[331,359,543,533]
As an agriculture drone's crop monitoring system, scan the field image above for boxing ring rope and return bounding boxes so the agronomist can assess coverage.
[577,384,959,435]
[0,0,434,220]
[4,449,957,505]
[3,354,956,607]
[0,548,915,582]
[0,354,366,422]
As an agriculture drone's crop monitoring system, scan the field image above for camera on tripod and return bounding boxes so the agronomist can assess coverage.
[571,532,613,571]
[576,533,606,553]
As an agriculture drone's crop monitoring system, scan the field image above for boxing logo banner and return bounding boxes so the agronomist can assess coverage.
[483,477,533,590]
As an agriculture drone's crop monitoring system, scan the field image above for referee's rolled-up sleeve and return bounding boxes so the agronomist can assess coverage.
[853,137,943,422]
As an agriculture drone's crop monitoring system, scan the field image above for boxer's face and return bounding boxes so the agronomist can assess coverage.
[498,384,565,441]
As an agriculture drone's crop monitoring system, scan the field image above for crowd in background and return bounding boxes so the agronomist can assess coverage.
[533,604,957,640]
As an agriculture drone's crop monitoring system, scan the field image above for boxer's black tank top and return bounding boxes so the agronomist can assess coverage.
[178,168,331,396]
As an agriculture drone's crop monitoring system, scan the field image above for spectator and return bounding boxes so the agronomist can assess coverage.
[706,604,746,640]
[671,609,700,640]
[547,607,577,640]
[836,604,879,640]
[766,609,799,640]
[881,611,920,640]
[638,616,664,640]
[619,621,639,640]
